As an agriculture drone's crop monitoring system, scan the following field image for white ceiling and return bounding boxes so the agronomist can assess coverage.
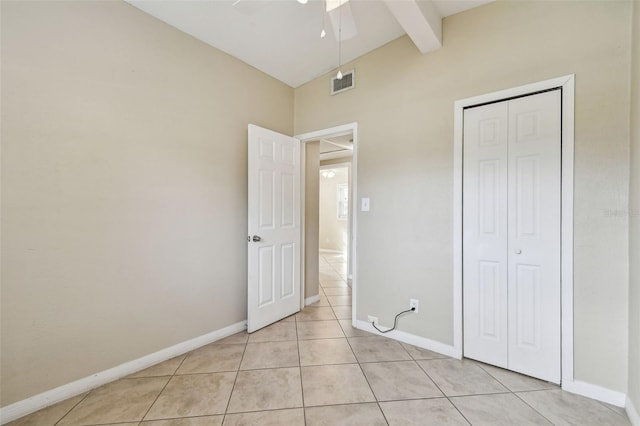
[126,0,492,88]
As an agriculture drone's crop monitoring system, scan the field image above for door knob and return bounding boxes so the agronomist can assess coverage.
[252,235,262,242]
[514,249,522,254]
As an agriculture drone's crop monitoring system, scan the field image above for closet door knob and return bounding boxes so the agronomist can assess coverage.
[514,249,522,255]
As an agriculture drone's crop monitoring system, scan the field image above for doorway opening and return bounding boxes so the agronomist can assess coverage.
[319,164,350,261]
[296,123,358,326]
[318,161,352,320]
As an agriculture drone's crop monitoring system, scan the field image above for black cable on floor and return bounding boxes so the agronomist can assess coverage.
[371,307,415,333]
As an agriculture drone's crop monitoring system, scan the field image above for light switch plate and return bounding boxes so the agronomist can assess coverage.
[361,197,370,211]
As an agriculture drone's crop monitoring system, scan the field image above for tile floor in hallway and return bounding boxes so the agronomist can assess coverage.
[9,253,631,425]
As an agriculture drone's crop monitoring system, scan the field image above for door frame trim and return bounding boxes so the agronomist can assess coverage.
[452,75,575,384]
[296,122,358,326]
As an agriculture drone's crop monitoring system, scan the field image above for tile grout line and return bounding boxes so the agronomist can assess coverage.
[474,362,560,424]
[342,328,390,425]
[221,331,250,421]
[294,309,308,426]
[414,360,473,425]
[595,399,631,418]
[52,389,92,426]
[511,390,556,425]
[138,352,190,423]
[369,342,420,425]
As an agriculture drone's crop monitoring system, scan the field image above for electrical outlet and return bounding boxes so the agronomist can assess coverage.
[368,315,378,324]
[410,299,419,313]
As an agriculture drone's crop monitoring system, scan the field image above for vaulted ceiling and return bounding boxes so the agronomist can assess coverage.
[126,0,492,88]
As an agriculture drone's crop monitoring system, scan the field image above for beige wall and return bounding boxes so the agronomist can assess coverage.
[305,142,320,298]
[295,1,631,392]
[319,167,349,252]
[0,0,293,406]
[628,0,640,414]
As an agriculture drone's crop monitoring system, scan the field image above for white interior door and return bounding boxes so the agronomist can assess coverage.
[463,90,561,383]
[247,124,301,333]
[463,101,510,368]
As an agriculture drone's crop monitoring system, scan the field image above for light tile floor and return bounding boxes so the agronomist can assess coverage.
[9,254,631,425]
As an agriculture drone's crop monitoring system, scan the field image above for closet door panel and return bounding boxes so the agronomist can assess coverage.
[507,90,561,383]
[463,102,509,368]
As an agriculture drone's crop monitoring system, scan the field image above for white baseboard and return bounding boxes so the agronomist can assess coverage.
[561,379,627,407]
[352,318,636,420]
[354,320,461,359]
[305,294,321,305]
[627,396,640,426]
[0,320,247,425]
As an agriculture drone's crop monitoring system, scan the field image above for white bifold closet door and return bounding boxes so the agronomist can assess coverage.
[463,90,561,384]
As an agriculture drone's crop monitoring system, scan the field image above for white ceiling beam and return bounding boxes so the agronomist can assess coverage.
[383,0,442,53]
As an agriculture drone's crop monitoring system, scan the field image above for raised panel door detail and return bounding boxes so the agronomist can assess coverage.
[479,261,501,341]
[281,243,295,298]
[478,160,500,237]
[281,144,295,165]
[515,112,540,143]
[515,264,541,349]
[259,170,275,229]
[516,155,540,239]
[259,138,275,160]
[479,118,501,147]
[281,172,295,228]
[258,246,275,307]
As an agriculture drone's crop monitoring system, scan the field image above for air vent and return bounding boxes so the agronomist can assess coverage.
[331,69,355,95]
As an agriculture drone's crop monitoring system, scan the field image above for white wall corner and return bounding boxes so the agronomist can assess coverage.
[627,396,640,426]
[0,320,247,425]
[305,294,321,306]
[561,379,627,408]
[355,320,461,359]
[382,0,442,53]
